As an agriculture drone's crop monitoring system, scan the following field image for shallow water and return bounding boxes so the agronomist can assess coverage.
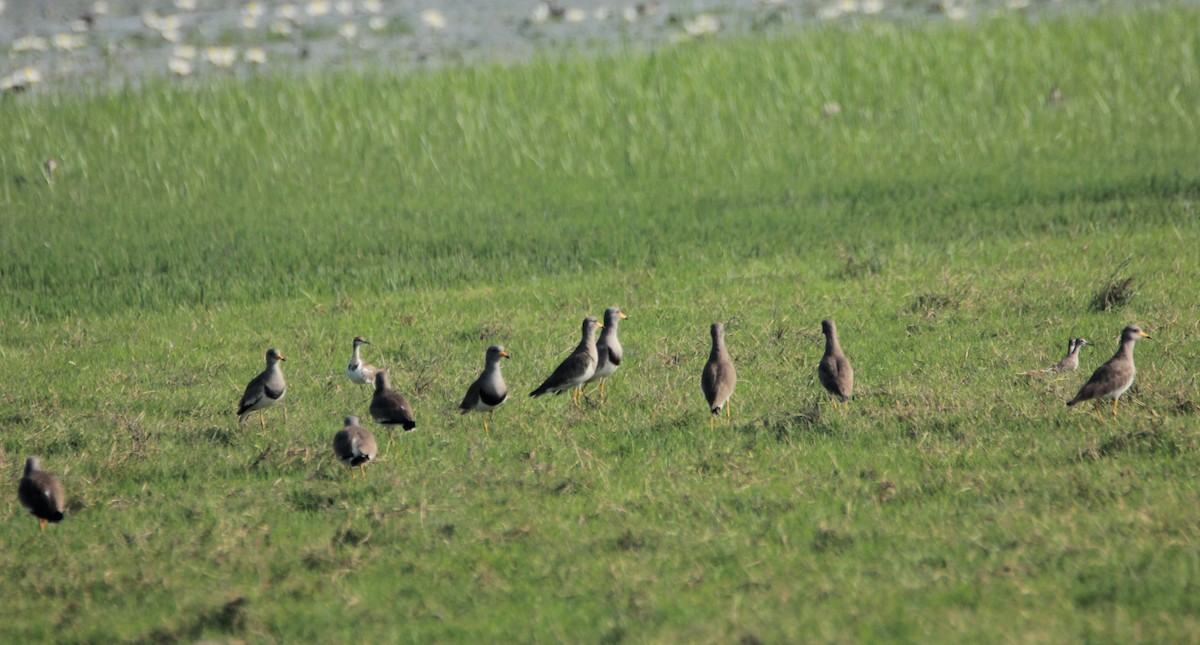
[0,0,1180,92]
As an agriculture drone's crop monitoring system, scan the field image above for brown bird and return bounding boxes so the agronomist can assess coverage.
[1049,337,1088,372]
[344,336,378,385]
[370,370,417,445]
[584,307,628,399]
[530,316,600,406]
[817,319,854,408]
[459,344,510,434]
[701,322,736,429]
[332,415,378,477]
[237,348,286,431]
[18,456,65,531]
[1067,325,1151,417]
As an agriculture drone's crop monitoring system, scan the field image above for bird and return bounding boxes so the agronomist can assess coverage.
[530,316,601,406]
[370,370,417,445]
[1067,325,1151,417]
[345,336,378,385]
[817,319,854,408]
[237,348,286,431]
[459,344,510,434]
[701,322,736,429]
[583,307,628,399]
[1049,337,1088,372]
[18,456,65,532]
[332,416,377,477]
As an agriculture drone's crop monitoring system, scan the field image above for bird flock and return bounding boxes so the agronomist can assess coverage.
[15,315,1152,532]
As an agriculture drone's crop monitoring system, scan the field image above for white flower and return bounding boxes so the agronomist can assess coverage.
[306,0,331,17]
[361,0,382,13]
[530,3,550,24]
[92,1,109,15]
[945,5,967,20]
[53,33,88,51]
[245,47,267,64]
[161,29,183,42]
[683,14,720,36]
[174,45,198,59]
[205,46,238,68]
[270,20,294,35]
[12,36,49,52]
[565,7,586,23]
[277,4,299,20]
[861,0,884,14]
[594,6,609,20]
[622,6,638,22]
[168,57,194,75]
[241,14,259,29]
[421,9,446,29]
[176,0,197,10]
[817,5,843,20]
[339,22,358,40]
[335,0,354,15]
[368,15,387,31]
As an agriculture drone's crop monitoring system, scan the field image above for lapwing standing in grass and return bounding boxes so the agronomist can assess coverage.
[530,316,600,406]
[345,336,378,385]
[370,370,417,446]
[1067,325,1151,418]
[1049,337,1088,372]
[459,344,510,434]
[18,456,65,532]
[583,307,628,400]
[237,348,286,432]
[701,322,736,429]
[817,319,854,409]
[333,416,378,477]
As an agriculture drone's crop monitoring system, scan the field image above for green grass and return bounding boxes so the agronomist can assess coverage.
[2,5,1200,643]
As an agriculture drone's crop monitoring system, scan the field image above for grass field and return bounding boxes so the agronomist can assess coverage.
[2,4,1200,643]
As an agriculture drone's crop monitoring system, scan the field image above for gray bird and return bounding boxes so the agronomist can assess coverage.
[1049,337,1088,372]
[817,319,854,408]
[1067,325,1151,417]
[530,316,600,406]
[237,348,286,431]
[333,416,378,476]
[345,336,378,385]
[701,322,736,429]
[459,344,511,434]
[370,370,417,441]
[18,456,65,531]
[584,307,628,399]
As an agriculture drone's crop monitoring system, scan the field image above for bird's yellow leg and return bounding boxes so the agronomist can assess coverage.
[725,400,732,418]
[710,415,715,431]
[39,519,46,532]
[599,379,607,398]
[259,413,267,433]
[580,382,590,397]
[483,417,491,436]
[1113,399,1120,418]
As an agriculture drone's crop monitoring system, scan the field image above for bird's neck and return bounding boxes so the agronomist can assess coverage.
[824,333,840,355]
[350,345,362,364]
[1114,339,1136,361]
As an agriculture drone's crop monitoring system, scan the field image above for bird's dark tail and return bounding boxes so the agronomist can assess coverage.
[47,511,64,523]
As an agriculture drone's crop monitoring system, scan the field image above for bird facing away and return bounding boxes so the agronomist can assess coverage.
[1049,337,1088,372]
[237,348,286,431]
[817,319,854,408]
[459,344,510,434]
[530,316,600,406]
[332,416,378,477]
[701,322,737,429]
[584,307,628,399]
[345,336,378,385]
[370,370,417,438]
[18,456,65,531]
[1067,326,1151,417]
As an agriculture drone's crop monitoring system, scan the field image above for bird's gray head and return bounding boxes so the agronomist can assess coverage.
[24,456,41,475]
[603,307,628,326]
[353,336,371,346]
[374,370,390,389]
[583,316,600,335]
[821,319,837,336]
[1122,326,1151,342]
[1074,338,1088,349]
[710,322,725,340]
[344,415,361,426]
[266,348,285,363]
[486,344,510,360]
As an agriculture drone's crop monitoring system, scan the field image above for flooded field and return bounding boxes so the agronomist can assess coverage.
[0,0,1181,91]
